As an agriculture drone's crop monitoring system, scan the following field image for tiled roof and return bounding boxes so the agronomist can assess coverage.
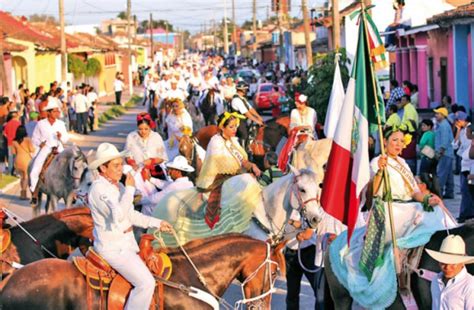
[429,3,474,24]
[30,22,80,49]
[0,38,27,52]
[0,11,58,50]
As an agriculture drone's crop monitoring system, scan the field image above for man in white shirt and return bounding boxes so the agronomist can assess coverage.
[30,98,69,204]
[88,142,172,310]
[230,82,264,147]
[426,235,474,310]
[114,73,125,106]
[162,78,188,103]
[73,85,90,134]
[141,155,194,216]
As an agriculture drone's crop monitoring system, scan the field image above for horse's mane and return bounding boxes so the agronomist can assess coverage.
[12,207,90,233]
[164,233,260,257]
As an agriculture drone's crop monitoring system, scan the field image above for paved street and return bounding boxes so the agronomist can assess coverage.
[0,94,464,310]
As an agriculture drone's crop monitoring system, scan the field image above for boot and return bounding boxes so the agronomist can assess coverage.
[20,190,28,200]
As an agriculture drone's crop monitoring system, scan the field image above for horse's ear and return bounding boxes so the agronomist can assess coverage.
[288,164,300,177]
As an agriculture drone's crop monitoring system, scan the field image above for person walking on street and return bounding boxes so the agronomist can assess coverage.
[3,109,21,175]
[73,85,90,135]
[434,107,455,199]
[114,72,125,106]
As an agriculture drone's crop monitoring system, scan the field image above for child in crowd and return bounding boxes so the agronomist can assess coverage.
[385,104,401,129]
[259,151,284,186]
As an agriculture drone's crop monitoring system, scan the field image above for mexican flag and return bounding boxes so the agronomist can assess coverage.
[320,10,385,243]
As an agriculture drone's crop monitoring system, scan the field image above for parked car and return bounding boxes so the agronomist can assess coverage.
[236,69,260,84]
[253,83,285,110]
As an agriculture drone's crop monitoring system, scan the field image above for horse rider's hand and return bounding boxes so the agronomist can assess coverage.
[141,168,151,181]
[296,228,314,242]
[125,173,135,187]
[288,219,302,229]
[377,155,388,171]
[40,141,46,148]
[56,132,62,140]
[159,221,173,233]
[428,194,441,206]
[251,164,262,177]
[143,159,153,167]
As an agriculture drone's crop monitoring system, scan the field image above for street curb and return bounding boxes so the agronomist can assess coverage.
[0,178,20,195]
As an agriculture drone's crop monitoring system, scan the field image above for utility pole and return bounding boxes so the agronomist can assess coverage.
[332,0,340,50]
[232,0,237,54]
[302,0,313,67]
[127,0,133,95]
[252,0,257,53]
[59,0,67,87]
[149,13,154,64]
[223,0,229,55]
[277,0,285,66]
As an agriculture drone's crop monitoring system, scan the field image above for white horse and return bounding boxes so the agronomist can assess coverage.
[150,167,326,245]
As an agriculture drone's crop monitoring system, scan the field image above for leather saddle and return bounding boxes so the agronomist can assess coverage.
[0,210,11,254]
[73,234,172,310]
[39,147,59,183]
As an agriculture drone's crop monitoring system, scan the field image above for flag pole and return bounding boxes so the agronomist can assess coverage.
[359,1,401,275]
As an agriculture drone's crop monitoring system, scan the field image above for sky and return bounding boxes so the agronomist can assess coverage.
[0,0,325,33]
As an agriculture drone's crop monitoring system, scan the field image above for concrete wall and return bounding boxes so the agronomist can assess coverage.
[0,54,12,97]
[34,52,58,90]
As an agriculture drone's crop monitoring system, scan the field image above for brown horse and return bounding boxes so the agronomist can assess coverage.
[1,207,93,285]
[194,125,219,150]
[178,135,203,182]
[1,234,286,310]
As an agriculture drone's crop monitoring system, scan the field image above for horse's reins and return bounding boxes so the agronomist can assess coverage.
[1,208,58,259]
[155,229,234,310]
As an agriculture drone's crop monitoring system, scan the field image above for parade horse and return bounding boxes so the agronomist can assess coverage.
[178,134,205,182]
[28,145,90,215]
[0,207,93,288]
[198,88,218,126]
[151,167,324,246]
[324,222,474,309]
[1,234,287,310]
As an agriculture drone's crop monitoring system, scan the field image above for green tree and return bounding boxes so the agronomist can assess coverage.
[29,14,58,24]
[304,49,351,125]
[117,11,127,20]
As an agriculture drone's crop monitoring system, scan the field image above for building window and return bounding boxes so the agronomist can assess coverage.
[440,57,448,99]
[428,57,434,102]
[105,53,115,66]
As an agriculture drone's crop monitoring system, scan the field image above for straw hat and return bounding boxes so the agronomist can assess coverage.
[89,143,129,170]
[165,155,195,172]
[425,235,474,265]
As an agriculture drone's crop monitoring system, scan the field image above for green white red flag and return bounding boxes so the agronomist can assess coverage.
[320,9,385,243]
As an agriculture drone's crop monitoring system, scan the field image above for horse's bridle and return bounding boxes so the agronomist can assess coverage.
[290,175,321,219]
[234,242,279,309]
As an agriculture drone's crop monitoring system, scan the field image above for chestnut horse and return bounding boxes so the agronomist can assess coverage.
[178,135,204,182]
[1,234,286,310]
[1,207,93,284]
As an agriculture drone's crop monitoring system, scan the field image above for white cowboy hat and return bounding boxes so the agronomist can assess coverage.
[43,97,59,111]
[425,235,474,265]
[165,155,195,173]
[170,77,179,84]
[89,143,129,170]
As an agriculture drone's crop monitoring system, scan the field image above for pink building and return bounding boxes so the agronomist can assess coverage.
[394,3,474,111]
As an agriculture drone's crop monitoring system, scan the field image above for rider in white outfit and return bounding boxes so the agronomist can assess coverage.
[30,98,69,203]
[88,143,173,310]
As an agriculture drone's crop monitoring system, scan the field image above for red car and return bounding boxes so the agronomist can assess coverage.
[253,83,285,111]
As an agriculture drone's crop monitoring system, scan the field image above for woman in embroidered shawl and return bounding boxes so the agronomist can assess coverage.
[326,127,458,309]
[165,98,193,160]
[125,112,168,197]
[197,112,261,228]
